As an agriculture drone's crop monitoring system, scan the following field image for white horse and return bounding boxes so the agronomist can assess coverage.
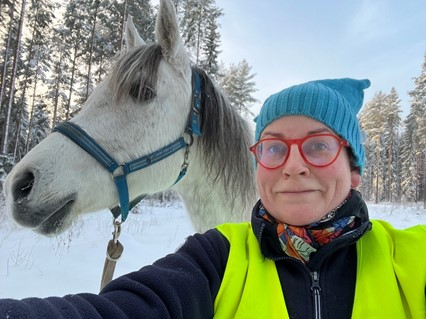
[3,0,257,235]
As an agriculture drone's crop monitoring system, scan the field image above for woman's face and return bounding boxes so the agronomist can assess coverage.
[256,115,360,226]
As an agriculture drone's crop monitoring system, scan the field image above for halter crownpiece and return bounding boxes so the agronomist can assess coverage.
[189,68,202,137]
[53,68,203,222]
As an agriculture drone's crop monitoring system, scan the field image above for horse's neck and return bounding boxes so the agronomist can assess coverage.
[175,161,255,233]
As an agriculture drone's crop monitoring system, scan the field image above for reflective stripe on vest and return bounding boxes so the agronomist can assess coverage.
[215,220,426,319]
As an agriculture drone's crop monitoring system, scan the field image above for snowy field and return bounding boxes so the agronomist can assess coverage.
[0,200,425,299]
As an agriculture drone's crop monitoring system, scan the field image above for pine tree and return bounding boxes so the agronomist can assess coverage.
[180,0,221,67]
[0,0,27,155]
[198,6,222,79]
[359,91,387,203]
[16,0,56,159]
[219,59,258,118]
[400,112,419,201]
[407,52,426,206]
[125,0,155,43]
[0,0,15,118]
[46,27,69,128]
[60,0,90,120]
[11,95,29,160]
[382,87,402,201]
[26,100,51,152]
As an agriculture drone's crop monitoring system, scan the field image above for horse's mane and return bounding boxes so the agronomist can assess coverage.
[193,67,256,208]
[108,44,256,207]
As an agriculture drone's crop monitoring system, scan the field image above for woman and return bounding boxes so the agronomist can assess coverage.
[1,78,425,318]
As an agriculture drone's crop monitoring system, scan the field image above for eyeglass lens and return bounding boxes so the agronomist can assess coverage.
[254,135,342,168]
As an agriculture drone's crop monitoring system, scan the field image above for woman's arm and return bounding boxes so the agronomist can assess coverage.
[0,229,230,319]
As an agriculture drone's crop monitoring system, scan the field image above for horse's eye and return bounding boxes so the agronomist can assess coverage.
[129,83,156,102]
[142,86,156,101]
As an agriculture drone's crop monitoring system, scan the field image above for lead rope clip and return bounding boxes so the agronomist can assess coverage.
[100,219,124,291]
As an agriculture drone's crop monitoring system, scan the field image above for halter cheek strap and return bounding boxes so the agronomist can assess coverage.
[53,69,203,222]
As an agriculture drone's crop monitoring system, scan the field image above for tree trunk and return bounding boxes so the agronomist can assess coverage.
[195,4,203,65]
[387,130,393,202]
[85,4,99,100]
[1,0,26,155]
[14,20,39,158]
[423,151,426,209]
[0,0,16,118]
[23,69,39,155]
[51,51,63,129]
[120,0,129,51]
[65,41,79,121]
[375,150,380,204]
[52,76,60,128]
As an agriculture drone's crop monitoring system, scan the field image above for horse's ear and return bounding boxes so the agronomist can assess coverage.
[125,15,146,50]
[156,0,189,67]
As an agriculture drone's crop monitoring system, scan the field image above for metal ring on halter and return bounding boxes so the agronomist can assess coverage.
[183,132,194,146]
[111,165,125,180]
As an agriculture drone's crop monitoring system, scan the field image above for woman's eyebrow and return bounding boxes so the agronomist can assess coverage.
[307,128,333,135]
[262,127,333,138]
[262,132,284,138]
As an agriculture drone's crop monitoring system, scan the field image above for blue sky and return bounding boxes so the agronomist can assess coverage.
[215,0,426,118]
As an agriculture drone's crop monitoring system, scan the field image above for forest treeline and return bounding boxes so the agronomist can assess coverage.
[0,0,425,206]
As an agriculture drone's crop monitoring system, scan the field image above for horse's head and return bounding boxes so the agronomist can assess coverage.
[4,0,199,235]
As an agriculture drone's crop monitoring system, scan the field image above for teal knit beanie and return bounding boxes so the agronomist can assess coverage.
[254,78,370,173]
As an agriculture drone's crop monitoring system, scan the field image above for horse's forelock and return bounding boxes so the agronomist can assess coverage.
[194,67,256,207]
[109,44,163,104]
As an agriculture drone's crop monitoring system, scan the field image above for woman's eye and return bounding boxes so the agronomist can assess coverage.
[266,143,286,155]
[305,142,334,158]
[312,143,328,151]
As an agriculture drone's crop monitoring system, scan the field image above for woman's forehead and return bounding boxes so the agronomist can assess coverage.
[262,115,333,137]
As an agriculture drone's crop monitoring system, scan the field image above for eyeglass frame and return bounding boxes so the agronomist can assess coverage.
[249,133,349,170]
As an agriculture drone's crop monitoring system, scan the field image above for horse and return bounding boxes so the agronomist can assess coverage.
[3,0,257,236]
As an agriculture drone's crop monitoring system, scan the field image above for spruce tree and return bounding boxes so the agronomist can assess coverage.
[219,59,257,118]
[401,112,419,201]
[180,0,221,68]
[407,53,426,206]
[382,87,402,201]
[199,6,222,79]
[17,0,56,159]
[359,91,387,203]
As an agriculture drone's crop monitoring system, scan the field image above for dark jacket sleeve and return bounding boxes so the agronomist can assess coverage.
[0,229,230,319]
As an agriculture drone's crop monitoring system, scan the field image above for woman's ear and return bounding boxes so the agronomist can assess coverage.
[351,171,361,188]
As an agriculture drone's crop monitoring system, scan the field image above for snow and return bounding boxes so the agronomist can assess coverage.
[0,200,425,299]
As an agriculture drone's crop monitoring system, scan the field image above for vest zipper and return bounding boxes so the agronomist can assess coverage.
[265,254,324,318]
[311,271,322,319]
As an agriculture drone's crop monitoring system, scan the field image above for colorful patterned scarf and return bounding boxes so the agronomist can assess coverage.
[258,204,357,263]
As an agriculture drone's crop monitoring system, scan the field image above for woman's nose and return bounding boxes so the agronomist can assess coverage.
[281,145,310,177]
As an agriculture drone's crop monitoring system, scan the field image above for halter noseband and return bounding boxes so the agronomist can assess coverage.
[53,69,202,222]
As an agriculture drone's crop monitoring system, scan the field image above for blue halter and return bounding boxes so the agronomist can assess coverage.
[53,69,202,222]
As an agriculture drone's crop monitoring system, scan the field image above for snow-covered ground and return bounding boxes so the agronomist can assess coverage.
[0,200,425,299]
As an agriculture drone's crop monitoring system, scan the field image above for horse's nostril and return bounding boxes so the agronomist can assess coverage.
[12,171,35,201]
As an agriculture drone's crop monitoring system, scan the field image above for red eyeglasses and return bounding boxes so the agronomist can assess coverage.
[250,134,349,169]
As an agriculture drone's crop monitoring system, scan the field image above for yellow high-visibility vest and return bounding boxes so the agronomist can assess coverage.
[214,220,426,319]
